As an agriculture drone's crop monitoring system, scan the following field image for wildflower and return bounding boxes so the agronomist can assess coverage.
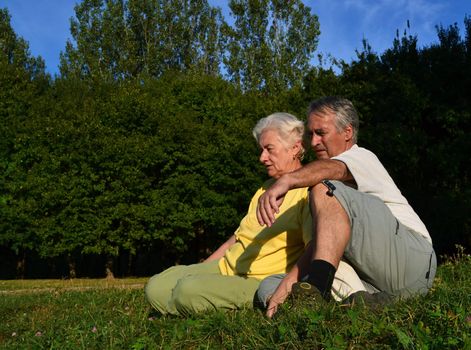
[35,331,42,337]
[11,332,17,337]
[91,326,97,333]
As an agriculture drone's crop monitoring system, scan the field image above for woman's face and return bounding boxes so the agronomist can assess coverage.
[258,129,301,179]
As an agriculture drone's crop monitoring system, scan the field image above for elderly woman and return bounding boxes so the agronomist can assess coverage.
[145,112,312,316]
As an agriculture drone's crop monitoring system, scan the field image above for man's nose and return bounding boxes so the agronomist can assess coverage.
[311,134,321,146]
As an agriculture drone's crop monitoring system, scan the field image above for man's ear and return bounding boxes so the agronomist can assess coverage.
[344,124,353,141]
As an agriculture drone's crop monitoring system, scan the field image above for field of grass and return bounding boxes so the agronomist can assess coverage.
[1,249,470,349]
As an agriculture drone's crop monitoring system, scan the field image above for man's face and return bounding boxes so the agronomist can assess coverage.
[307,109,353,159]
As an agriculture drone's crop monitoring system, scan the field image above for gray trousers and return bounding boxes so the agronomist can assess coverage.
[257,181,436,306]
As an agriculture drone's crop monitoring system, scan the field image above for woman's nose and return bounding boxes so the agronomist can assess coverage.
[259,149,268,163]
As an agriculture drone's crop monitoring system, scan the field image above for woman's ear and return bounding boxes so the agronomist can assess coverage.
[292,140,302,158]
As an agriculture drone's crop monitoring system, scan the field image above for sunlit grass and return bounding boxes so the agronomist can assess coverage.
[0,277,147,292]
[1,249,470,349]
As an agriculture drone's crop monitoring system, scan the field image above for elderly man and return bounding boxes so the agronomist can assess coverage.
[256,97,436,317]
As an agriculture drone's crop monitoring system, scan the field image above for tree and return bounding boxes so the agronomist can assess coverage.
[60,0,226,80]
[0,8,49,157]
[0,8,50,277]
[224,0,320,93]
[338,18,471,255]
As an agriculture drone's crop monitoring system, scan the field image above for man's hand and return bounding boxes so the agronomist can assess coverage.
[257,177,291,226]
[266,277,295,318]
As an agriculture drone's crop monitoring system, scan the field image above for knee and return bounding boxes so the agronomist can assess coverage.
[309,181,349,223]
[256,274,285,308]
[172,277,210,315]
[144,274,169,312]
[309,181,338,205]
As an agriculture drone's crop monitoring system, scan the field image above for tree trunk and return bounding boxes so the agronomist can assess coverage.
[67,255,77,279]
[105,256,115,279]
[16,251,26,279]
[127,253,133,276]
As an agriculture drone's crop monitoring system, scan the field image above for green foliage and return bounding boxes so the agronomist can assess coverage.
[60,0,320,92]
[60,0,226,80]
[0,7,49,162]
[1,4,470,275]
[1,251,470,349]
[2,68,269,274]
[0,8,47,79]
[335,18,471,254]
[225,0,320,93]
[0,8,50,268]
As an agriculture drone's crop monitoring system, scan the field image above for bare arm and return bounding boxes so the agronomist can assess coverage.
[204,234,237,262]
[266,241,314,318]
[257,159,352,226]
[283,159,351,188]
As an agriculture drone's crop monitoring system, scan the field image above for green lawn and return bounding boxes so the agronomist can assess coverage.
[1,251,470,349]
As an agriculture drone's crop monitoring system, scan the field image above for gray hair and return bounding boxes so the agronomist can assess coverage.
[308,97,359,144]
[253,112,305,159]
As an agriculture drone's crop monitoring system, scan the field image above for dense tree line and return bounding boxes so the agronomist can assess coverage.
[0,3,469,278]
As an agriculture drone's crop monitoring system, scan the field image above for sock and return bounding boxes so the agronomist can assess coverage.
[305,259,336,300]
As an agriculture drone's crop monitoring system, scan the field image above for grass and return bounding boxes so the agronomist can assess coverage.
[1,249,470,349]
[0,278,147,292]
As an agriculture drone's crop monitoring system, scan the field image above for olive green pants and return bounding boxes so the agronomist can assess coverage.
[145,260,260,316]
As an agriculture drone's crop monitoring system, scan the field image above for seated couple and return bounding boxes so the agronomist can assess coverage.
[145,97,436,317]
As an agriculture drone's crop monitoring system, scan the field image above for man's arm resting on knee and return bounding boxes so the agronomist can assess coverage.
[257,160,353,227]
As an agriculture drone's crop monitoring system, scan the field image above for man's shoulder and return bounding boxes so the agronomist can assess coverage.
[347,144,374,154]
[333,144,386,174]
[334,144,377,159]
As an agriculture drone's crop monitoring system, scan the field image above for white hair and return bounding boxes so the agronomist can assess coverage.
[252,112,305,159]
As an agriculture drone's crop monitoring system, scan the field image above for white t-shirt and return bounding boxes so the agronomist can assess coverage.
[332,144,432,244]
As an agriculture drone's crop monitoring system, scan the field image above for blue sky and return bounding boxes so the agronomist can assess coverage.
[1,0,469,76]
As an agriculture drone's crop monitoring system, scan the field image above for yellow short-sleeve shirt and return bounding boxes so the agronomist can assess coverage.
[218,180,312,280]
